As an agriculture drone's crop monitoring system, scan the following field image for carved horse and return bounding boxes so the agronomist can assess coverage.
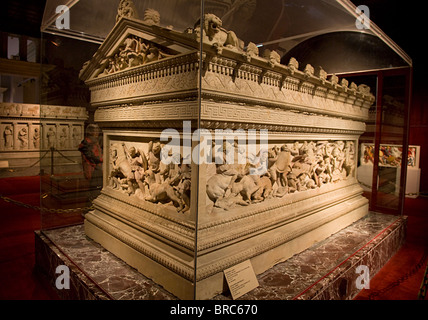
[110,143,136,193]
[206,173,235,208]
[230,175,260,203]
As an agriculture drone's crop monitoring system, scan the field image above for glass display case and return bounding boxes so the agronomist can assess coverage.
[35,0,412,300]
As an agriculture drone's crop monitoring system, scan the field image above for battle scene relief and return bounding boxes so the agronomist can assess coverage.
[108,140,191,213]
[206,139,356,213]
[107,138,356,217]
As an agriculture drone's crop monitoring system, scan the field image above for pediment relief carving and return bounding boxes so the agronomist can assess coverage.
[79,15,197,83]
[95,35,178,78]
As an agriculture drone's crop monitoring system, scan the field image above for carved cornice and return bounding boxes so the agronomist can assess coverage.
[200,100,366,134]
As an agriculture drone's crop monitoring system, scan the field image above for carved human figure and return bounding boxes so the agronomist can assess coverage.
[18,127,28,149]
[342,141,355,177]
[268,145,292,189]
[4,126,13,148]
[331,141,345,173]
[147,140,163,184]
[60,127,68,149]
[313,157,332,186]
[104,57,118,75]
[206,141,247,208]
[297,172,317,191]
[33,128,40,149]
[144,169,184,212]
[47,127,56,148]
[172,161,192,212]
[127,145,148,195]
[286,172,298,193]
[289,141,300,157]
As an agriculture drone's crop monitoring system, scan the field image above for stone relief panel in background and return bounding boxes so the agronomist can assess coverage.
[0,103,88,176]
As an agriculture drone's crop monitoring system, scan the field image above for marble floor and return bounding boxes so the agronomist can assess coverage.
[40,211,405,300]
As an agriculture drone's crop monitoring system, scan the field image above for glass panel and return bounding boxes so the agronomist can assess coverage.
[7,35,19,60]
[373,73,408,213]
[40,32,100,230]
[341,75,378,204]
[40,0,202,299]
[196,0,411,299]
[35,0,412,300]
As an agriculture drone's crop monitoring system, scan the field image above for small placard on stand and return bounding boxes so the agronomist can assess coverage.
[224,260,259,300]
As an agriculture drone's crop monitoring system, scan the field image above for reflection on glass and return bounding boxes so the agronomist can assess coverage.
[375,75,407,212]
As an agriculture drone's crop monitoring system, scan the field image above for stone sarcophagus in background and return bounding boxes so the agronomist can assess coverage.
[0,103,87,176]
[79,8,375,299]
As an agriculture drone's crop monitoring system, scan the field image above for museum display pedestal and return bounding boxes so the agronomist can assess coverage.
[35,212,407,300]
[73,9,377,299]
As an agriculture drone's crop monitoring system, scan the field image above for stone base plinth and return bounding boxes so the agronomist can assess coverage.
[35,212,407,300]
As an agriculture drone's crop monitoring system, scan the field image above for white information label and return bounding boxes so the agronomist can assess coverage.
[224,260,259,300]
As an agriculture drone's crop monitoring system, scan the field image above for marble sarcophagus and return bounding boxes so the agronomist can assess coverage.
[79,8,375,299]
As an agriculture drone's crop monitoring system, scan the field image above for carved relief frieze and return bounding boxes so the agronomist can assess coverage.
[205,139,356,214]
[107,140,191,214]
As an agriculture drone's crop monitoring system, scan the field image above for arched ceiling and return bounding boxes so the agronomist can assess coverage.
[40,0,411,73]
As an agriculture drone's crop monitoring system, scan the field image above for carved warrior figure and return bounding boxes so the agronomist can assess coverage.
[116,0,139,22]
[207,140,356,211]
[109,142,190,213]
